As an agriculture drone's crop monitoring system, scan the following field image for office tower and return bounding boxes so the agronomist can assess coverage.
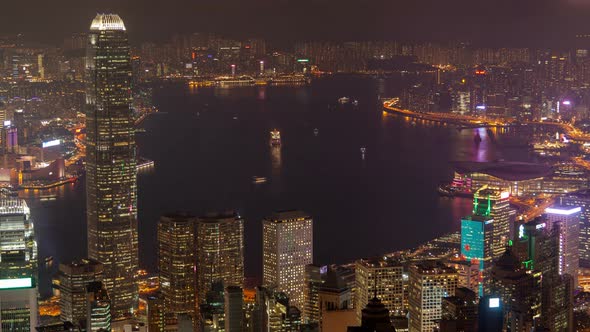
[516,217,575,331]
[439,287,477,332]
[157,213,197,317]
[560,190,590,265]
[86,281,112,332]
[354,257,404,323]
[408,261,458,332]
[200,281,226,331]
[460,214,494,295]
[488,248,542,332]
[146,294,165,332]
[346,297,396,332]
[472,188,515,259]
[224,286,243,332]
[477,296,504,332]
[262,210,313,311]
[0,277,38,331]
[303,264,322,324]
[85,13,138,318]
[58,258,104,326]
[541,274,574,332]
[249,286,301,332]
[196,211,244,304]
[0,199,37,281]
[545,205,581,286]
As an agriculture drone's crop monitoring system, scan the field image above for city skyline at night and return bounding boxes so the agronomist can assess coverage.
[5,4,590,331]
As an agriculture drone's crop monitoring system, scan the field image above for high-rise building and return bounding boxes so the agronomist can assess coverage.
[439,287,477,332]
[303,264,322,324]
[262,210,313,311]
[146,294,165,332]
[472,188,515,259]
[86,281,112,332]
[488,248,542,332]
[0,199,37,281]
[545,205,581,286]
[224,286,244,332]
[196,211,244,304]
[58,258,104,326]
[157,213,197,317]
[460,214,494,295]
[354,257,404,323]
[560,190,590,265]
[319,266,356,332]
[0,277,38,331]
[85,13,138,318]
[408,261,458,332]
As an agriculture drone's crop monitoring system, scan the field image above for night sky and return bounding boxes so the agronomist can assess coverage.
[4,0,590,47]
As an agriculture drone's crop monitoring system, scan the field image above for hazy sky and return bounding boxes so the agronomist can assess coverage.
[4,0,590,46]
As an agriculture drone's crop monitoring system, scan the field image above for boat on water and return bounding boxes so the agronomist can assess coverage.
[313,128,319,136]
[352,100,359,106]
[252,176,268,184]
[270,129,281,146]
[338,97,350,104]
[39,195,57,202]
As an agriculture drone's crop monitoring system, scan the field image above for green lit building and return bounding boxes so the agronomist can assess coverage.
[461,215,493,296]
[473,188,515,259]
[85,13,138,318]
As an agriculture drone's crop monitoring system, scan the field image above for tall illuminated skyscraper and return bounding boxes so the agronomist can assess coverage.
[196,211,244,303]
[545,205,581,286]
[157,213,197,317]
[473,188,515,259]
[85,13,138,318]
[560,190,590,265]
[460,215,494,295]
[262,210,313,311]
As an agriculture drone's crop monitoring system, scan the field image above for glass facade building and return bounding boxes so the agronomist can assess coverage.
[85,13,138,318]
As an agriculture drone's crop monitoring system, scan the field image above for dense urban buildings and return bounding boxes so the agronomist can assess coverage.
[84,13,138,319]
[8,5,590,332]
[263,210,313,311]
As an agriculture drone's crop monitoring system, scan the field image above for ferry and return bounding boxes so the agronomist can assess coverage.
[338,97,350,104]
[314,128,319,136]
[270,129,281,146]
[252,176,268,184]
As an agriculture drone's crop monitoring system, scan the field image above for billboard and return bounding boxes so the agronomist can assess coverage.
[42,139,61,148]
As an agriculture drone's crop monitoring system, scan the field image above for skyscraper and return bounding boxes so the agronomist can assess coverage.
[560,190,590,265]
[85,13,138,318]
[354,257,405,323]
[0,277,38,331]
[196,211,244,304]
[460,214,494,295]
[0,199,37,281]
[545,205,580,286]
[262,210,313,311]
[58,258,104,326]
[472,188,515,259]
[408,261,458,332]
[157,213,197,317]
[224,286,244,332]
[86,281,112,332]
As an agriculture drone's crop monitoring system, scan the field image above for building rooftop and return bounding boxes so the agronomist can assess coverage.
[90,13,126,31]
[266,210,311,223]
[452,161,553,181]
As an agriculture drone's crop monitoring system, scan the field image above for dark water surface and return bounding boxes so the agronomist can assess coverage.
[28,76,533,296]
